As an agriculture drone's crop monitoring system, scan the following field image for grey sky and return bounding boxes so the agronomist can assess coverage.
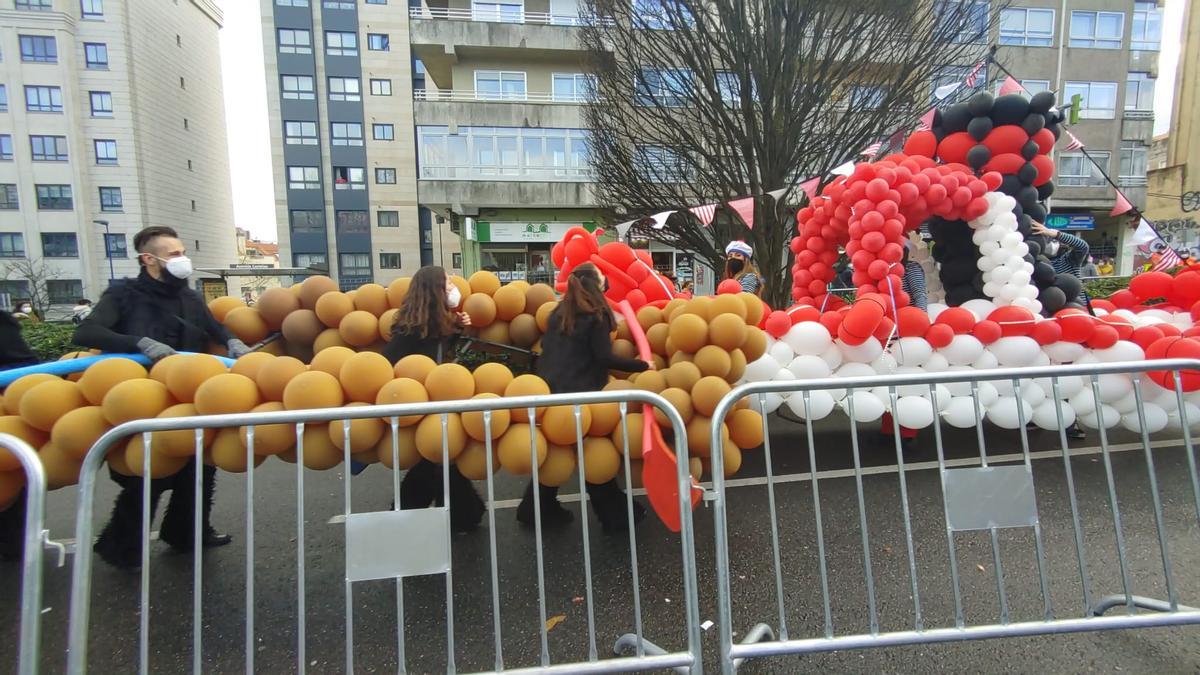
[219,0,1187,243]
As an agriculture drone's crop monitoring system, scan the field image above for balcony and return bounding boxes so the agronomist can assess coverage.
[408,6,613,27]
[414,89,589,127]
[417,178,597,209]
[415,89,591,104]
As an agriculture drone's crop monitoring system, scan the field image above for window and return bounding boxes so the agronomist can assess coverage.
[379,253,401,269]
[553,73,597,102]
[81,0,104,18]
[1016,79,1051,96]
[1070,11,1124,49]
[19,35,57,63]
[375,168,396,184]
[281,75,315,100]
[1000,8,1054,46]
[1064,81,1118,119]
[936,0,988,43]
[0,280,30,299]
[1126,72,1155,111]
[632,0,694,30]
[472,0,523,23]
[1057,152,1109,187]
[452,252,462,269]
[337,211,369,233]
[715,71,743,106]
[366,0,387,4]
[331,122,363,146]
[16,0,52,10]
[377,210,399,227]
[0,135,12,161]
[1120,142,1148,180]
[0,232,24,255]
[370,78,392,96]
[0,186,18,211]
[104,233,127,258]
[287,166,321,190]
[89,91,113,117]
[367,33,389,51]
[475,71,526,100]
[36,185,73,210]
[635,145,690,182]
[0,86,6,112]
[323,0,355,7]
[340,253,371,278]
[24,85,63,113]
[290,210,325,233]
[285,121,318,145]
[277,0,310,5]
[333,167,366,190]
[328,77,361,102]
[850,85,887,110]
[325,31,357,57]
[41,233,79,257]
[47,280,83,305]
[417,126,593,181]
[1132,2,1162,50]
[278,28,312,54]
[413,59,426,91]
[636,68,692,107]
[94,139,118,164]
[294,253,327,269]
[373,124,394,141]
[99,186,122,211]
[30,135,68,161]
[84,43,109,68]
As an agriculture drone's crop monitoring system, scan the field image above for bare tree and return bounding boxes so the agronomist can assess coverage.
[581,0,999,307]
[2,257,60,316]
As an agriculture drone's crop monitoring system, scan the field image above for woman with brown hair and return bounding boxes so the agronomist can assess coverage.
[724,240,763,296]
[518,262,652,532]
[381,266,483,531]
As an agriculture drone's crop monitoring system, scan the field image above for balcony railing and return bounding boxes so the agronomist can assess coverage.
[1123,109,1155,120]
[415,89,593,104]
[419,165,595,181]
[1117,176,1149,187]
[409,6,614,27]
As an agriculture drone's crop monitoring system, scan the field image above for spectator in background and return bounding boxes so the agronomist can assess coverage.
[724,241,763,296]
[0,311,38,561]
[12,301,38,323]
[901,244,927,312]
[1081,256,1100,278]
[1097,257,1115,276]
[72,298,93,324]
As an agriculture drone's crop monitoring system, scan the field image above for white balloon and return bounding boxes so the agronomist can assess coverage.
[1032,399,1075,431]
[788,354,832,380]
[843,390,885,423]
[839,338,883,363]
[1093,341,1145,363]
[786,390,835,421]
[1121,404,1169,434]
[744,355,779,382]
[895,395,935,429]
[972,350,999,370]
[768,341,795,366]
[977,381,1000,407]
[820,343,844,371]
[1031,350,1052,367]
[1051,375,1084,399]
[1068,389,1098,416]
[1001,231,1023,248]
[894,366,929,397]
[1079,404,1120,429]
[987,396,1033,429]
[836,362,876,379]
[1075,352,1100,365]
[983,282,1000,298]
[1010,270,1031,286]
[783,322,833,356]
[1011,296,1042,313]
[870,351,898,374]
[961,299,997,320]
[942,396,980,428]
[1096,373,1134,403]
[1167,402,1200,431]
[927,303,948,322]
[941,334,985,365]
[773,369,796,382]
[989,337,1041,367]
[893,337,933,367]
[1140,309,1173,322]
[980,241,1000,256]
[933,384,953,411]
[1018,380,1046,407]
[1044,341,1087,363]
[1111,392,1139,414]
[924,353,950,373]
[749,392,783,415]
[979,257,998,273]
[991,266,1013,284]
[943,366,974,396]
[992,378,1015,396]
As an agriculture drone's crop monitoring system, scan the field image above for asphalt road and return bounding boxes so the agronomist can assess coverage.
[4,412,1200,674]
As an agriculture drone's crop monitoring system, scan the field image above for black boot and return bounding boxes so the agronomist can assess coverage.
[95,472,165,570]
[516,481,574,528]
[588,480,645,533]
[443,466,485,533]
[398,460,439,510]
[0,488,27,562]
[161,462,230,552]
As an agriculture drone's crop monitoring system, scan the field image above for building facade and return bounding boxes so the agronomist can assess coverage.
[0,0,236,315]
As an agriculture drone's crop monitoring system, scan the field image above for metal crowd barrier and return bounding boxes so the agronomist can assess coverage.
[708,358,1200,673]
[1,432,47,675]
[65,390,701,674]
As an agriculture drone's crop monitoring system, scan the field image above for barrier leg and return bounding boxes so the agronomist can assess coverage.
[2,433,46,675]
[1090,595,1199,617]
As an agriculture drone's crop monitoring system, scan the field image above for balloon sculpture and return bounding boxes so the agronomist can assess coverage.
[552,226,678,311]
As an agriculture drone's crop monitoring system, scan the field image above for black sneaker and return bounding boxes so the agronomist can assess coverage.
[1066,423,1086,440]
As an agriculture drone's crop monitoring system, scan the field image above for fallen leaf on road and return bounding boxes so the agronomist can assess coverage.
[546,615,566,632]
[976,564,985,572]
[882,545,893,554]
[572,596,585,604]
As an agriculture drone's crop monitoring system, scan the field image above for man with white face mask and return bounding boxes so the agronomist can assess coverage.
[74,226,241,569]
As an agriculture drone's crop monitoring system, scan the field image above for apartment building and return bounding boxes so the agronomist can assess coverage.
[0,0,236,313]
[261,0,1162,287]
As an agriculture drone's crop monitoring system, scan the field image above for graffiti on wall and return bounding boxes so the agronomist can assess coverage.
[1183,191,1200,213]
[1134,216,1200,269]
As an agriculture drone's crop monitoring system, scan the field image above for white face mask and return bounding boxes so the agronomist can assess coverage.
[19,306,31,313]
[160,255,193,279]
[446,284,462,308]
[1045,241,1060,258]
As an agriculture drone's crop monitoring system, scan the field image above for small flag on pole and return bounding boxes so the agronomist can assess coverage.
[860,142,882,158]
[915,108,936,131]
[998,76,1023,96]
[964,61,985,88]
[1064,130,1085,151]
[1110,191,1134,217]
[649,211,675,229]
[798,177,820,201]
[689,203,717,227]
[934,82,961,100]
[1152,247,1183,272]
[1132,217,1158,245]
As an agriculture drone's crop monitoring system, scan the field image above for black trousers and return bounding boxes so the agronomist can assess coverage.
[0,487,27,561]
[398,459,484,530]
[94,459,216,567]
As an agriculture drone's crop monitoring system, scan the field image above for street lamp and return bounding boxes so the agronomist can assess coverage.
[93,219,115,283]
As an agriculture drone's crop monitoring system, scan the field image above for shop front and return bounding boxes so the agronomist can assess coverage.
[464,220,599,285]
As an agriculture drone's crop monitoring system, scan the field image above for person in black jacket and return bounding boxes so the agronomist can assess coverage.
[519,263,651,532]
[0,312,38,561]
[381,265,484,531]
[73,226,251,569]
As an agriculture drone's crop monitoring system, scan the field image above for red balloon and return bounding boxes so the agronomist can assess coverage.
[1031,128,1055,155]
[717,279,743,295]
[1148,337,1200,391]
[837,322,867,346]
[1030,154,1054,186]
[865,178,890,202]
[1056,310,1096,343]
[1031,320,1062,345]
[764,310,791,339]
[564,238,592,266]
[925,183,948,205]
[1089,299,1116,313]
[973,320,1002,344]
[1131,325,1165,351]
[788,306,822,324]
[861,231,886,253]
[1087,324,1120,349]
[936,307,976,334]
[981,125,1029,155]
[1171,270,1200,307]
[983,153,1026,176]
[981,171,1003,191]
[1099,315,1135,341]
[926,323,954,348]
[936,132,975,164]
[842,297,886,340]
[1158,323,1182,338]
[625,289,647,310]
[988,306,1036,337]
[896,306,930,338]
[819,309,844,335]
[1110,289,1137,309]
[1129,271,1174,302]
[965,197,989,221]
[1146,335,1179,360]
[872,317,896,343]
[598,241,637,270]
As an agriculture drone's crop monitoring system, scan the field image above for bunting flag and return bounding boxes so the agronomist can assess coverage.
[934,82,961,101]
[1131,217,1158,245]
[1064,130,1085,151]
[1110,191,1134,217]
[860,141,882,158]
[964,61,985,88]
[998,76,1023,96]
[728,196,755,229]
[798,176,821,202]
[614,220,638,240]
[766,187,788,202]
[1152,246,1184,272]
[915,108,936,131]
[689,203,717,227]
[649,211,675,229]
[831,161,855,177]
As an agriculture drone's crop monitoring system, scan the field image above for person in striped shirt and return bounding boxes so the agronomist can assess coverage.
[724,240,764,296]
[901,244,928,312]
[1033,221,1090,279]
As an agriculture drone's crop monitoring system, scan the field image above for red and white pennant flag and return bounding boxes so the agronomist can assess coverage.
[1064,130,1085,151]
[689,203,717,227]
[1152,247,1183,273]
[860,142,882,158]
[964,61,984,88]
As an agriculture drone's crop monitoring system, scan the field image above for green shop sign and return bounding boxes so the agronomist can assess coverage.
[472,221,596,243]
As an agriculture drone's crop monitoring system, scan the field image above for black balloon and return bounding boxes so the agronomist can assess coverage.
[1034,261,1056,284]
[967,91,995,117]
[1020,140,1040,161]
[933,108,944,128]
[1039,286,1067,314]
[967,116,994,141]
[1036,182,1055,200]
[1029,90,1056,114]
[1017,162,1039,185]
[967,144,992,169]
[1026,203,1047,223]
[946,285,979,306]
[1048,123,1061,140]
[942,103,972,133]
[1053,273,1082,302]
[942,256,978,285]
[1021,113,1046,136]
[992,94,1030,125]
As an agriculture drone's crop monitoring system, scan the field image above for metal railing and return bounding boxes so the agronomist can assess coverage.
[66,390,700,674]
[1,433,47,675]
[707,358,1200,673]
[419,165,596,181]
[415,89,593,104]
[409,6,614,27]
